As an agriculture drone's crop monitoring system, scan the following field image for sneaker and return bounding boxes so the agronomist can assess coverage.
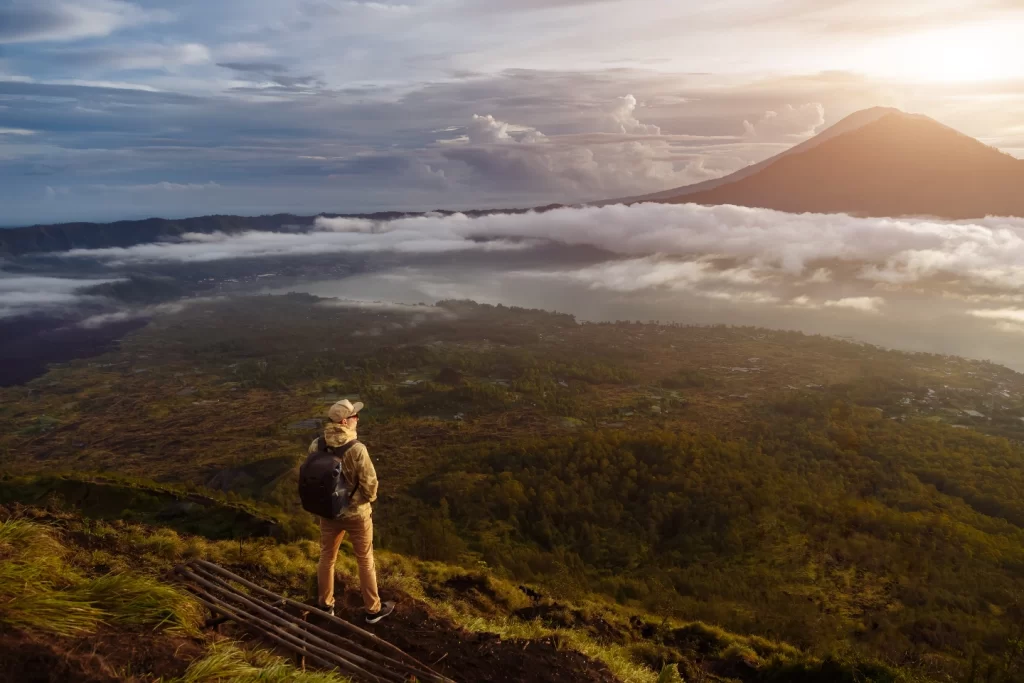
[318,603,335,617]
[365,601,395,624]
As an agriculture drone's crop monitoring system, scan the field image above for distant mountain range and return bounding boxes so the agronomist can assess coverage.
[614,107,1024,219]
[0,206,558,257]
[4,107,1022,257]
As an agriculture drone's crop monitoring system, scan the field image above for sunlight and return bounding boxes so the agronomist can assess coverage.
[865,20,1023,83]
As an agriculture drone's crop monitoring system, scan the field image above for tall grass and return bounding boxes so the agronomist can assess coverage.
[75,573,203,635]
[0,519,104,636]
[168,642,351,683]
[0,518,201,637]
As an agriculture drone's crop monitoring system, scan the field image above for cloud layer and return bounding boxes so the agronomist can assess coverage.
[50,202,1024,331]
[0,273,122,318]
[56,203,1024,282]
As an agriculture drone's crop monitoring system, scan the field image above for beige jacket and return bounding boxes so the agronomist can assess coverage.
[308,422,378,519]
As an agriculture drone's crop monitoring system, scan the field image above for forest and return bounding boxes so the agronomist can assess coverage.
[3,294,1024,681]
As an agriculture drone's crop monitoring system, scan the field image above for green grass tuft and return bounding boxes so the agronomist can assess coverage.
[75,573,204,636]
[168,641,352,683]
[0,518,202,638]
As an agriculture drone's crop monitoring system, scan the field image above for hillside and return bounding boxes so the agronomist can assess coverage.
[3,295,1024,681]
[1,506,918,683]
[632,109,1024,220]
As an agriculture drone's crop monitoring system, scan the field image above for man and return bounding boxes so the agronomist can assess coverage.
[308,398,395,624]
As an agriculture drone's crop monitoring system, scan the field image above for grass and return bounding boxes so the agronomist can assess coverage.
[75,573,204,635]
[166,641,352,683]
[3,508,935,682]
[50,510,931,682]
[0,518,202,638]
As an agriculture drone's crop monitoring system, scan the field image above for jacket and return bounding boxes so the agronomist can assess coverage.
[307,422,377,520]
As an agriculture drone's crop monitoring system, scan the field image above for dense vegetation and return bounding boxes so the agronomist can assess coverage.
[4,294,1024,681]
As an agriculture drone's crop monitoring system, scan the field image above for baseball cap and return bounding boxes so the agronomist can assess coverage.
[328,398,364,422]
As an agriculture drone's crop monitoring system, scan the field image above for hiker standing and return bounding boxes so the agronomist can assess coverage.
[299,398,395,623]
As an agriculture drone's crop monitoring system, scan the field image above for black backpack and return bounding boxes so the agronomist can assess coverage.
[298,436,361,519]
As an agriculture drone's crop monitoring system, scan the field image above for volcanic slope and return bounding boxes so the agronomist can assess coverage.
[629,108,1024,219]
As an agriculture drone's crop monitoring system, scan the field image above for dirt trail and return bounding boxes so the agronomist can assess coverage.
[327,579,620,683]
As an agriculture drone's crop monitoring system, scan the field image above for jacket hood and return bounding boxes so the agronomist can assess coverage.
[324,421,357,448]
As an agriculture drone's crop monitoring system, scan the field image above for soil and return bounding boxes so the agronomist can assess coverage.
[0,629,204,683]
[328,580,621,683]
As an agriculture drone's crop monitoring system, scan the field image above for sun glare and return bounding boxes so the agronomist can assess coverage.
[866,21,1023,84]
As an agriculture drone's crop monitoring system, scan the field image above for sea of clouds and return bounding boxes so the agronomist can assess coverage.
[49,203,1024,287]
[44,203,1024,320]
[6,203,1024,363]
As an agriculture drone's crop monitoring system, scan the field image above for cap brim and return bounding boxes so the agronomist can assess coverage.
[351,401,364,415]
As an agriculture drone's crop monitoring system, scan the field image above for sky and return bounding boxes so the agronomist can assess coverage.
[1,0,1024,225]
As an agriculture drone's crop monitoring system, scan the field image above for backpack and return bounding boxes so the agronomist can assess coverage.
[298,436,361,519]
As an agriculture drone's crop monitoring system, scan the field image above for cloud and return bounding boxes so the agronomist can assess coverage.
[7,63,1013,225]
[968,308,1024,323]
[965,308,1024,335]
[608,94,661,135]
[743,103,825,139]
[341,1,414,13]
[750,0,1024,36]
[551,257,715,292]
[218,61,324,90]
[440,126,721,197]
[219,39,276,58]
[57,43,211,71]
[317,298,456,317]
[807,268,832,283]
[76,299,215,328]
[0,273,122,318]
[464,114,548,144]
[466,114,512,143]
[50,204,1024,299]
[824,296,885,312]
[90,181,221,192]
[993,321,1024,335]
[522,256,773,303]
[58,218,530,265]
[0,0,169,44]
[0,127,34,135]
[218,61,288,73]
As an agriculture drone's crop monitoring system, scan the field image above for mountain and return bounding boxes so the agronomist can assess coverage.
[609,106,902,205]
[624,108,1024,220]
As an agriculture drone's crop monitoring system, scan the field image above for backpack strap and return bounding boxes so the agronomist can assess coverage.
[331,437,361,500]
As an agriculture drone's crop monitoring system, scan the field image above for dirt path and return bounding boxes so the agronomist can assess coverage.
[327,580,620,683]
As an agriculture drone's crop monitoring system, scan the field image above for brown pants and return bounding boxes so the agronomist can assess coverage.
[318,514,381,613]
